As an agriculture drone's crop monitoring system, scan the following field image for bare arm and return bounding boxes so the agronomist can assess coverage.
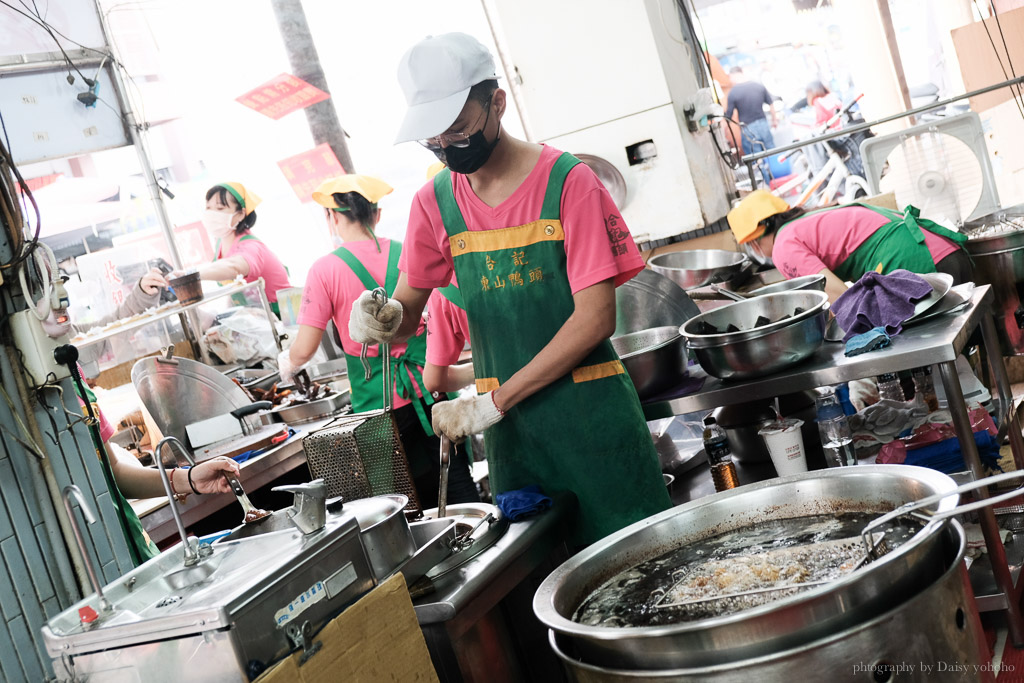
[493,279,615,412]
[423,361,475,395]
[109,442,239,499]
[198,255,250,281]
[819,267,848,303]
[390,273,433,342]
[289,325,325,367]
[769,101,778,128]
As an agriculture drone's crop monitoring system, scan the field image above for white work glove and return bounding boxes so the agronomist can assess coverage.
[432,391,504,442]
[849,398,930,440]
[277,349,304,386]
[847,378,880,412]
[349,290,404,344]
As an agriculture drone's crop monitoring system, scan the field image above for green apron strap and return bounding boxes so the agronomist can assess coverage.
[438,282,465,310]
[332,246,382,291]
[540,153,582,221]
[902,205,969,245]
[433,169,469,238]
[384,241,402,296]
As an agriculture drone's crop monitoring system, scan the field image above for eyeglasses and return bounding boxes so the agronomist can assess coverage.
[418,96,492,151]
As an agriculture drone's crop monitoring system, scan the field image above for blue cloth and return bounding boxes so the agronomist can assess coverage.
[833,270,934,342]
[903,431,1003,474]
[844,326,891,357]
[232,428,298,464]
[496,485,553,522]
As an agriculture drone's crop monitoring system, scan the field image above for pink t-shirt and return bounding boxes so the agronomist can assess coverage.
[426,281,471,367]
[298,237,425,408]
[399,145,644,294]
[221,233,292,303]
[772,205,961,279]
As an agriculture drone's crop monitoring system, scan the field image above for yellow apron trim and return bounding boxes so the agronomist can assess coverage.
[572,360,626,383]
[476,377,500,393]
[449,219,564,257]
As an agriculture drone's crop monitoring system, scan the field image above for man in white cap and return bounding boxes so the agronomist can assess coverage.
[350,33,670,545]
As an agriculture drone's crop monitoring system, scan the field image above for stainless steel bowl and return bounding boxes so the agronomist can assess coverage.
[681,291,829,346]
[687,307,827,380]
[745,274,826,297]
[533,465,960,670]
[615,269,700,337]
[611,327,688,400]
[346,495,417,581]
[649,250,749,291]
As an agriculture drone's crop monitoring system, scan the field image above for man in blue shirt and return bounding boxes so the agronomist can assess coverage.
[726,67,777,185]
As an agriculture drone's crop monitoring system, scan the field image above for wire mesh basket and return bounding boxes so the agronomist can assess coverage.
[301,289,421,514]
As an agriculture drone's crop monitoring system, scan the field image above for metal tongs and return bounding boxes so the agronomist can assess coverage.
[861,469,1024,560]
[359,287,392,412]
[438,435,451,518]
[223,471,271,525]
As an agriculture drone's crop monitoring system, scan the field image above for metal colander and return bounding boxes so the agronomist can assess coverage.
[302,289,421,514]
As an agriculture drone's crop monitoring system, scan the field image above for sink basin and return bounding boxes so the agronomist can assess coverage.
[216,509,296,543]
[162,561,217,591]
[419,503,508,579]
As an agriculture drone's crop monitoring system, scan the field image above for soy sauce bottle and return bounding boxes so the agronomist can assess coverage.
[703,416,739,492]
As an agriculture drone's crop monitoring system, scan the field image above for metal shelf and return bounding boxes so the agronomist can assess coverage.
[970,530,1024,612]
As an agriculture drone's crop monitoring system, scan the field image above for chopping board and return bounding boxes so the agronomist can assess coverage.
[194,424,289,462]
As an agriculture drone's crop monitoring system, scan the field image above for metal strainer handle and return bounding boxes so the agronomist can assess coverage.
[862,469,1024,554]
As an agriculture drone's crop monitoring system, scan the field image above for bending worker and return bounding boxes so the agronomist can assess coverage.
[195,182,292,316]
[728,190,971,302]
[349,33,670,546]
[278,174,476,508]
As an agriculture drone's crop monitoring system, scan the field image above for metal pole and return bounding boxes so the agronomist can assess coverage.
[92,1,183,269]
[742,74,1024,164]
[981,309,1024,470]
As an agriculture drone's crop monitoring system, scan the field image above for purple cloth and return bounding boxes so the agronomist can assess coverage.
[832,270,933,342]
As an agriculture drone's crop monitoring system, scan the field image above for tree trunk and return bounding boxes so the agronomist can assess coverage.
[270,0,355,172]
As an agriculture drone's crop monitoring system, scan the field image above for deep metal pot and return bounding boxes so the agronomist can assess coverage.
[345,495,417,580]
[534,465,959,670]
[547,521,986,681]
[615,269,700,337]
[964,204,1024,355]
[649,250,749,291]
[611,327,688,400]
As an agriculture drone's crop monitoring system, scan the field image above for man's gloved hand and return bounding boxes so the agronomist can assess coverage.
[277,349,304,386]
[432,391,504,442]
[349,290,403,344]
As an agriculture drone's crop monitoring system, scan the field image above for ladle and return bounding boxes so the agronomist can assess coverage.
[223,472,271,524]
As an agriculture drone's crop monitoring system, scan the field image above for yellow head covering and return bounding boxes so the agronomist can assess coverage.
[726,190,790,244]
[425,161,446,180]
[217,182,261,216]
[312,175,394,209]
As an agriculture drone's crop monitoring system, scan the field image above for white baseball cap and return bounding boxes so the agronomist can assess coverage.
[395,33,498,144]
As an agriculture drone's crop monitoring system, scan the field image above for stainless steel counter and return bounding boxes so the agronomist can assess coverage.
[130,417,332,545]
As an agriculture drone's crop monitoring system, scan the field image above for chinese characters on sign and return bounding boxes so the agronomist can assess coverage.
[277,144,347,202]
[236,74,330,120]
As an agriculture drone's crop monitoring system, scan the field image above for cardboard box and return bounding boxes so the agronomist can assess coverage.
[256,573,439,683]
[951,7,1024,112]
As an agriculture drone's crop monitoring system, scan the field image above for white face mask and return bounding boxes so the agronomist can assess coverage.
[330,234,345,249]
[202,209,238,238]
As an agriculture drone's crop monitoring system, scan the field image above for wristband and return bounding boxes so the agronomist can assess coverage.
[168,468,188,503]
[187,465,202,496]
[490,390,506,417]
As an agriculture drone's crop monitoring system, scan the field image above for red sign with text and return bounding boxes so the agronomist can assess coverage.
[277,144,346,202]
[236,73,329,120]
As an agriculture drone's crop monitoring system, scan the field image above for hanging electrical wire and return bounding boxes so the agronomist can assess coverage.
[0,125,41,272]
[987,0,1024,124]
[971,0,1024,122]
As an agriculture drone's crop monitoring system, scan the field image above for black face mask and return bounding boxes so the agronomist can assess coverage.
[433,104,501,174]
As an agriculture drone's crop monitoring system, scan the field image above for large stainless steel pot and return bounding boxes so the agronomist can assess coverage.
[964,203,1024,355]
[345,495,417,581]
[534,466,959,669]
[649,250,749,291]
[615,269,700,337]
[547,521,986,681]
[611,327,688,400]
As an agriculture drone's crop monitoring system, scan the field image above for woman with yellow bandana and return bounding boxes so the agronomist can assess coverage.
[194,182,292,316]
[278,174,478,508]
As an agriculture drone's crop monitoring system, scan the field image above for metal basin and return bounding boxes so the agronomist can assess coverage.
[547,522,983,681]
[419,503,509,579]
[964,204,1024,355]
[533,465,959,670]
[346,495,417,580]
[649,250,749,291]
[744,274,826,297]
[611,327,688,400]
[615,269,700,337]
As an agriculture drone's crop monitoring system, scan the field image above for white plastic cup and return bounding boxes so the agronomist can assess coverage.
[758,418,808,476]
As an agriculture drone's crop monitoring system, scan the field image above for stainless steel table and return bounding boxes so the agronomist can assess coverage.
[645,284,1024,645]
[414,495,574,683]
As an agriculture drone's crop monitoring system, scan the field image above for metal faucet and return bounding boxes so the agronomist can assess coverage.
[155,436,201,566]
[62,486,113,614]
[272,479,327,535]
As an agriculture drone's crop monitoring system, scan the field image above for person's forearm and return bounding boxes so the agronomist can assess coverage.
[493,280,615,412]
[198,256,247,282]
[110,444,186,499]
[424,362,475,394]
[819,267,848,303]
[448,362,475,392]
[391,275,432,342]
[290,325,325,367]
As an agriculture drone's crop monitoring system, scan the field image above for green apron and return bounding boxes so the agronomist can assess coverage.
[215,234,281,317]
[432,155,671,545]
[74,382,158,565]
[332,241,436,478]
[783,203,969,282]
